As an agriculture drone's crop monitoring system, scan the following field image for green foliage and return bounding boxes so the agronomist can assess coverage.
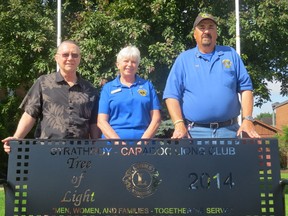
[239,0,288,106]
[0,96,22,137]
[255,112,272,120]
[279,126,288,145]
[0,95,22,176]
[277,126,288,168]
[0,1,56,90]
[156,119,174,138]
[71,11,150,87]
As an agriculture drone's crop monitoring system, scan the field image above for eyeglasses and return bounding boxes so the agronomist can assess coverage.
[58,53,80,59]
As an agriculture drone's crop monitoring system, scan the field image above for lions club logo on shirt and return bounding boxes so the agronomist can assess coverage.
[138,89,147,96]
[222,59,232,69]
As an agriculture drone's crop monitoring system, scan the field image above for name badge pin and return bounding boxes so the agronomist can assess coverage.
[111,88,122,94]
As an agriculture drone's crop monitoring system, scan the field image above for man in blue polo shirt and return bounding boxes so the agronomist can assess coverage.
[163,13,260,139]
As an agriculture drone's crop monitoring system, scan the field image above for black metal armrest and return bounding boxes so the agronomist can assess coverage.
[280,179,288,191]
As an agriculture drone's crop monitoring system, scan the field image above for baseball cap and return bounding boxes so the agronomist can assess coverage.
[193,13,217,28]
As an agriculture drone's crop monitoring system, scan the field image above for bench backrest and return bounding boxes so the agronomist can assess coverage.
[4,138,285,216]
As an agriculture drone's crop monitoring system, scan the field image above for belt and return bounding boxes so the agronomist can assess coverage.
[185,117,238,129]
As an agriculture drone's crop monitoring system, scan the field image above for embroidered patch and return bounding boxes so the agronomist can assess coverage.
[200,13,212,18]
[222,59,232,69]
[137,89,147,96]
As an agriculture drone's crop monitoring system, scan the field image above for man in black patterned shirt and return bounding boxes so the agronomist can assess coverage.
[2,40,100,153]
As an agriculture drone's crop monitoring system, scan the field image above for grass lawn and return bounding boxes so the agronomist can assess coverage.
[0,187,4,216]
[0,173,288,215]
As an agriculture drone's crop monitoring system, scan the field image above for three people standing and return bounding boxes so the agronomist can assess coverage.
[2,13,261,153]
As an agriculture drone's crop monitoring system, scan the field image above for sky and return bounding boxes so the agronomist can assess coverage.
[253,82,287,117]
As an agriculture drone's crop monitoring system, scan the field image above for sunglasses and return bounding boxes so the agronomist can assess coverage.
[58,53,80,59]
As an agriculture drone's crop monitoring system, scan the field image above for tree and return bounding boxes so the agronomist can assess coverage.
[238,0,288,106]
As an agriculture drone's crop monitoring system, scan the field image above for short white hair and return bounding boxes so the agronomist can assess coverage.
[117,45,141,66]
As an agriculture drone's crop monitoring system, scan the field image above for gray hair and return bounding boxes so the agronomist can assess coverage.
[116,45,141,66]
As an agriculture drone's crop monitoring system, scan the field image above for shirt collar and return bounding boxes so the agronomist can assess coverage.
[195,45,224,58]
[56,71,84,88]
[112,74,144,87]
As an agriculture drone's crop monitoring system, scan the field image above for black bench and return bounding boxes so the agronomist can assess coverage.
[1,138,287,215]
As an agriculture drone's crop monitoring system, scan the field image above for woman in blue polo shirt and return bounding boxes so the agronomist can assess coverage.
[97,45,161,139]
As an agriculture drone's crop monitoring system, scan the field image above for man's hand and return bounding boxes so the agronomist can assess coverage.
[171,122,188,139]
[237,120,261,138]
[2,137,19,154]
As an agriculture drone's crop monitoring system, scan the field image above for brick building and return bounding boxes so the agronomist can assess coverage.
[241,119,282,138]
[250,99,288,138]
[273,100,288,130]
[253,120,282,138]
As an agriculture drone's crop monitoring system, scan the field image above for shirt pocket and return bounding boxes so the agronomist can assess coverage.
[223,70,237,91]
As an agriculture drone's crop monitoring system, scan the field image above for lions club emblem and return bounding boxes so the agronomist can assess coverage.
[137,89,147,96]
[122,162,162,199]
[222,59,232,69]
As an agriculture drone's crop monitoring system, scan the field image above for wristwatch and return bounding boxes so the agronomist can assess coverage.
[244,116,255,122]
